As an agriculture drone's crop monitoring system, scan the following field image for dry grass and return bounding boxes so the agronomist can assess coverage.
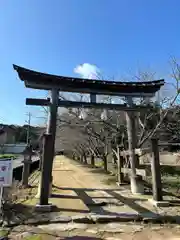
[1,171,40,225]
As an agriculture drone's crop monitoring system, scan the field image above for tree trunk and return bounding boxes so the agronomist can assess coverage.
[83,153,87,164]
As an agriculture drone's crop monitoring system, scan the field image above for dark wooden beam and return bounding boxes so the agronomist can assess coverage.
[25,82,158,97]
[26,98,153,111]
[26,98,50,106]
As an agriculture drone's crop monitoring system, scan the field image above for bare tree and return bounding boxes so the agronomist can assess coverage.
[55,59,180,175]
[135,59,180,148]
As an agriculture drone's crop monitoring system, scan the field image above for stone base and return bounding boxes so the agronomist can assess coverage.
[148,199,170,207]
[116,182,128,186]
[130,176,144,195]
[35,204,56,212]
[90,213,141,223]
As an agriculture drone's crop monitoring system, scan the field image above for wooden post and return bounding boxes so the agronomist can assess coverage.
[90,93,96,103]
[91,155,95,166]
[151,138,163,201]
[117,147,124,184]
[40,89,58,205]
[38,150,42,171]
[46,89,59,146]
[40,134,53,205]
[103,154,108,172]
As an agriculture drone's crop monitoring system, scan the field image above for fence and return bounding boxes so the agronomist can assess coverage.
[0,144,27,154]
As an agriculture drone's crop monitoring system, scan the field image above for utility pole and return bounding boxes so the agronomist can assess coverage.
[22,112,32,188]
[26,112,32,144]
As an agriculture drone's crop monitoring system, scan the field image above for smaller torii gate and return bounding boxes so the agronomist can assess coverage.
[13,65,164,207]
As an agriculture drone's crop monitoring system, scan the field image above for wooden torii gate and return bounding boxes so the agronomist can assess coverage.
[13,64,164,207]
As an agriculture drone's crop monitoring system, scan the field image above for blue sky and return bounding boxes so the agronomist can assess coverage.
[0,0,180,125]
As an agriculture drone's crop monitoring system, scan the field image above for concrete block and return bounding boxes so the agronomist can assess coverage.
[148,199,170,207]
[130,176,144,195]
[35,204,56,212]
[90,213,140,223]
[121,168,148,177]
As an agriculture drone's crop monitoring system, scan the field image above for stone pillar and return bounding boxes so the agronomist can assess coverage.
[117,147,124,185]
[22,146,32,188]
[83,153,87,164]
[151,138,163,201]
[80,154,83,163]
[22,159,31,188]
[126,97,143,194]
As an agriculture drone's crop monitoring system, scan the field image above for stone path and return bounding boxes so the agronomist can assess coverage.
[49,156,180,220]
[4,156,180,239]
[7,223,180,239]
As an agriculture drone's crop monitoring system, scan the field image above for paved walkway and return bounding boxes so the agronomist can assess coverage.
[52,155,118,215]
[50,156,180,218]
[9,223,180,240]
[9,156,180,239]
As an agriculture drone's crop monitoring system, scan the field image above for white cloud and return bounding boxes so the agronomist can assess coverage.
[74,63,100,79]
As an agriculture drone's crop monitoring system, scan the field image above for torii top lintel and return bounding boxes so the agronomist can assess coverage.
[13,65,165,97]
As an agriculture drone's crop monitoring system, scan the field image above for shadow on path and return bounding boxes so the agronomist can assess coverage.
[62,237,102,240]
[52,185,154,216]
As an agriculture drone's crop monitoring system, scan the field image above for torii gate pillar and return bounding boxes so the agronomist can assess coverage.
[37,89,59,206]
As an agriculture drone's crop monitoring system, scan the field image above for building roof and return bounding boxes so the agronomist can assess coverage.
[0,124,16,135]
[13,65,165,96]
